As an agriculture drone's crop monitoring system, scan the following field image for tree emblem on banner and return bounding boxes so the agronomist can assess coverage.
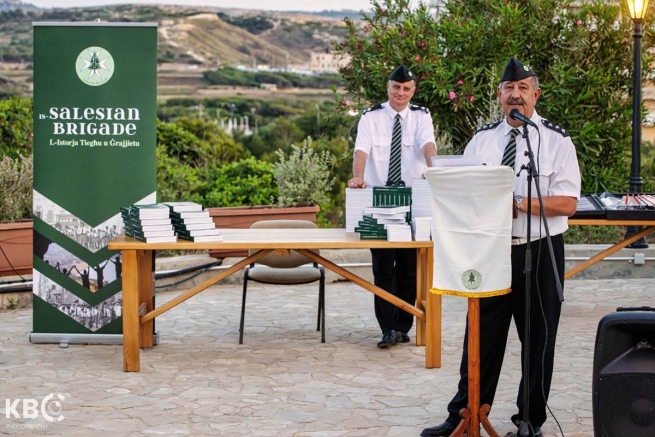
[462,269,483,290]
[76,46,114,86]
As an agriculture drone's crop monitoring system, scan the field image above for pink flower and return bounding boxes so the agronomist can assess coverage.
[457,80,463,85]
[469,96,475,102]
[30,132,34,137]
[449,91,456,100]
[576,20,582,26]
[414,56,420,62]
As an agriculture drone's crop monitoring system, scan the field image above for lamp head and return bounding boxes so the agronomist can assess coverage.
[627,0,651,21]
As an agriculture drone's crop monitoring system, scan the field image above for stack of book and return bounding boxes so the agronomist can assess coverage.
[410,178,432,218]
[164,202,223,242]
[355,205,410,240]
[411,217,432,241]
[385,223,413,242]
[120,204,177,243]
[374,186,412,223]
[373,186,411,206]
[345,187,374,232]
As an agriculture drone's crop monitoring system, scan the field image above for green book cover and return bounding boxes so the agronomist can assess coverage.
[372,186,412,221]
[354,226,385,233]
[358,233,388,240]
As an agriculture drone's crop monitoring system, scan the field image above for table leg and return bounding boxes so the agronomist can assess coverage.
[425,247,442,368]
[565,225,655,279]
[138,250,154,348]
[122,249,140,372]
[416,248,427,346]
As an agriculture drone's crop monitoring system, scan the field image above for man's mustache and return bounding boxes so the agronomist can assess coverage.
[508,99,524,105]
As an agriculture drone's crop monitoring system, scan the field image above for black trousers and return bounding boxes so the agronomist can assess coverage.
[370,248,417,334]
[446,234,565,428]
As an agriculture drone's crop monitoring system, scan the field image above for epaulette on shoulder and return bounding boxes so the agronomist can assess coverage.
[541,119,570,137]
[362,104,383,115]
[409,104,430,114]
[475,120,502,134]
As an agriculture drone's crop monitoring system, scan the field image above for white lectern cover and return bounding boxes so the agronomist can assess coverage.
[425,166,514,298]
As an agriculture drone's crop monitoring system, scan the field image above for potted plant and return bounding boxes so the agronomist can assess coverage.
[207,138,335,258]
[0,154,33,277]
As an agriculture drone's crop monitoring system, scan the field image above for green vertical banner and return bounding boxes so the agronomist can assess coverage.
[31,22,157,342]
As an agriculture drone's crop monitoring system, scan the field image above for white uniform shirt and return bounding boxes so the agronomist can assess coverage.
[355,101,435,187]
[464,111,581,238]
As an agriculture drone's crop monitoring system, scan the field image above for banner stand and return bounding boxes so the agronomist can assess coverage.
[32,22,158,343]
[29,332,159,347]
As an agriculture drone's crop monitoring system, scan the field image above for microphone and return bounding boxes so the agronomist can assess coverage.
[509,108,538,128]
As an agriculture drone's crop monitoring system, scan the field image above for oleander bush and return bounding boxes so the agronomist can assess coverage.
[333,0,655,194]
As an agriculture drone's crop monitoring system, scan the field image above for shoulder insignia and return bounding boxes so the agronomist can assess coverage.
[409,104,430,114]
[541,119,570,137]
[474,120,502,134]
[362,104,383,115]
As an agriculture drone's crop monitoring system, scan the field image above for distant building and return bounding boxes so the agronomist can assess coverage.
[221,116,252,137]
[310,52,349,73]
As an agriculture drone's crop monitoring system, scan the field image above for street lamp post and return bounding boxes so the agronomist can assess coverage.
[626,0,650,248]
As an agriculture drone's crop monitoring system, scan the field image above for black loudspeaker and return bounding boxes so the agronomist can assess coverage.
[592,307,655,437]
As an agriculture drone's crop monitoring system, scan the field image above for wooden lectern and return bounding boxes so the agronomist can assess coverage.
[424,166,514,437]
[449,298,500,437]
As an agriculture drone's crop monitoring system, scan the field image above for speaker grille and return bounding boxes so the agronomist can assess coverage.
[598,373,655,437]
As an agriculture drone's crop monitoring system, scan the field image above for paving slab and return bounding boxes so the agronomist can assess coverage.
[1,278,653,436]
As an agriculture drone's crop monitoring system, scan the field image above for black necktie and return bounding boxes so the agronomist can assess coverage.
[388,114,402,183]
[501,128,521,168]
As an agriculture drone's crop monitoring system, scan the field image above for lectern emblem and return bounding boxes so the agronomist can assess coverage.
[462,269,482,290]
[76,46,114,86]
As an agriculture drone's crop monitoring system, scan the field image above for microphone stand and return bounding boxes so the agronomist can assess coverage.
[516,122,564,437]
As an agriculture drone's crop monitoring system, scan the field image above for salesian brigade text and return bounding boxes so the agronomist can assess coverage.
[40,106,141,137]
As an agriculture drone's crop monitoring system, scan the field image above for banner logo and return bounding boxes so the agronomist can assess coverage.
[462,269,482,290]
[76,47,114,86]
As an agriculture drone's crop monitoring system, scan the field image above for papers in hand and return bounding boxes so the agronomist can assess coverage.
[431,155,485,167]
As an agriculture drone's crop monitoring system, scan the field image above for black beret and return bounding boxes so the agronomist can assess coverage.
[389,65,416,83]
[500,57,537,82]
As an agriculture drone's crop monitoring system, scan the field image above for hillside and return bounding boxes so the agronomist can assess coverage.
[0,3,356,67]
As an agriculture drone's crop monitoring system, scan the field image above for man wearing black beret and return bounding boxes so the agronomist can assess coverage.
[348,64,437,348]
[421,57,580,436]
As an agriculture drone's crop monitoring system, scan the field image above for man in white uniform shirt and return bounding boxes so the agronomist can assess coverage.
[421,58,581,437]
[348,65,437,348]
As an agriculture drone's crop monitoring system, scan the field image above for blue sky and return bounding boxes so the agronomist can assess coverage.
[27,0,376,12]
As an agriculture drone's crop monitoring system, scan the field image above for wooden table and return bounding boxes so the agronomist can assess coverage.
[566,218,655,279]
[108,229,438,372]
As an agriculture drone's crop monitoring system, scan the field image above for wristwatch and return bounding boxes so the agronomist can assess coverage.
[514,195,523,213]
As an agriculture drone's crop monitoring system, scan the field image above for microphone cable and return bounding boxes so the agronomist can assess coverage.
[533,125,565,437]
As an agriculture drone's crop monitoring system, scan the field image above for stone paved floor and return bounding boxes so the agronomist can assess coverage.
[0,278,652,436]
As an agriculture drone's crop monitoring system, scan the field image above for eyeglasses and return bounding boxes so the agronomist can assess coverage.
[385,180,406,187]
